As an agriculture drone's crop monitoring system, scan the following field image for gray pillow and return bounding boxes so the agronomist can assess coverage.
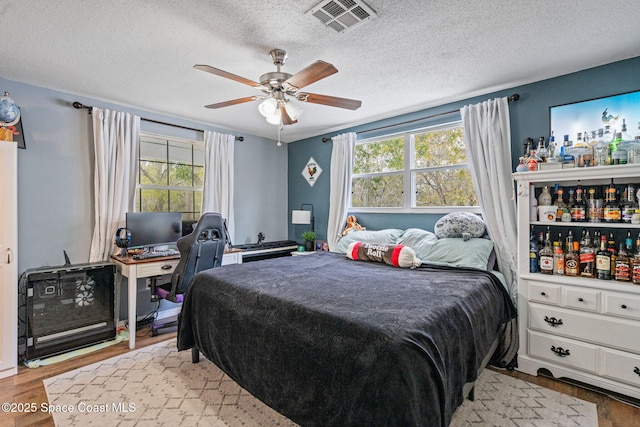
[434,212,485,241]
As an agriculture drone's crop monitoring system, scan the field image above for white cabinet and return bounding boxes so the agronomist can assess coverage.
[0,141,17,379]
[514,164,640,399]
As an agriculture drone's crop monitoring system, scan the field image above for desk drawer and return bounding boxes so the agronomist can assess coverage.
[528,282,561,305]
[136,260,179,278]
[601,348,640,387]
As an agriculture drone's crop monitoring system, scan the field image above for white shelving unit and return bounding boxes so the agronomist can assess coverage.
[0,141,17,379]
[514,164,640,399]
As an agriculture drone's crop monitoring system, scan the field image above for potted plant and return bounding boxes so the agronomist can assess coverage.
[301,231,316,251]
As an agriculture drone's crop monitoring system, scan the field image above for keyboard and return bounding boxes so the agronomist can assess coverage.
[132,250,179,260]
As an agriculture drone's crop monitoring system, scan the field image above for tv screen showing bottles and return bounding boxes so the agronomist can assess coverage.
[126,212,182,250]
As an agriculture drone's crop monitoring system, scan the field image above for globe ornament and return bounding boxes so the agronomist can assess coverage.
[0,92,20,127]
[0,92,20,142]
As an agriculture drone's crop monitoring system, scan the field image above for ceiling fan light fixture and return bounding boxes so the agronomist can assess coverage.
[258,98,278,117]
[284,100,303,121]
[265,109,282,125]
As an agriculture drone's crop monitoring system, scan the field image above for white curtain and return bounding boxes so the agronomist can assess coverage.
[460,97,517,301]
[202,130,235,243]
[89,108,140,262]
[327,132,357,250]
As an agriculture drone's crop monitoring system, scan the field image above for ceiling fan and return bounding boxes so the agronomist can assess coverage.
[194,48,362,126]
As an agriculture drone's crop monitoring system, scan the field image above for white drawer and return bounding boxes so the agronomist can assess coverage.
[529,303,640,354]
[601,347,640,388]
[564,287,600,312]
[604,292,640,321]
[528,330,597,373]
[528,282,561,305]
[136,259,180,278]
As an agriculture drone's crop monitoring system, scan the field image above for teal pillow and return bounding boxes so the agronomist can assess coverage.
[333,229,403,254]
[420,237,494,270]
[396,228,438,260]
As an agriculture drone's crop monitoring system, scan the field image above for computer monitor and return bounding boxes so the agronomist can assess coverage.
[126,212,182,251]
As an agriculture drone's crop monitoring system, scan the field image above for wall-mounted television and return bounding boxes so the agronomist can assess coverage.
[126,212,182,250]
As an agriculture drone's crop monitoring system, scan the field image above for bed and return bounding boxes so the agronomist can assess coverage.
[177,245,516,426]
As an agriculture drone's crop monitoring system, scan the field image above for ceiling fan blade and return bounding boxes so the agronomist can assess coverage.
[205,96,258,109]
[280,105,297,125]
[194,64,262,87]
[283,61,338,91]
[296,92,362,110]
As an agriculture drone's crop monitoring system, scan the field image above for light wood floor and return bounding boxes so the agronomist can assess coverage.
[1,327,639,427]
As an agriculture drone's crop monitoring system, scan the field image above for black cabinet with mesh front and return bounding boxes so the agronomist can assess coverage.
[22,262,116,360]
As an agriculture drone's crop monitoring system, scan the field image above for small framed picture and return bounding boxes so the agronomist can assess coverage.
[316,240,329,251]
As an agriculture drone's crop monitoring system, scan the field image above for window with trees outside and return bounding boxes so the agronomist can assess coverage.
[351,122,478,212]
[136,133,204,221]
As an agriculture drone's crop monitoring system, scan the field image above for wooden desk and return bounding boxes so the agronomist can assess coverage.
[111,249,243,349]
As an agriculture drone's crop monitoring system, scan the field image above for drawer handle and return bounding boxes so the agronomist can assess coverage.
[578,298,584,302]
[621,304,628,309]
[634,367,640,377]
[161,265,173,270]
[540,292,546,296]
[550,346,570,357]
[544,316,563,327]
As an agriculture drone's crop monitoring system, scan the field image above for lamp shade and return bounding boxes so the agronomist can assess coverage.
[258,98,278,117]
[291,210,311,224]
[284,100,303,120]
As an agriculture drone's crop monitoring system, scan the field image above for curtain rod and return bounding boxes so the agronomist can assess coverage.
[321,93,520,142]
[72,102,244,141]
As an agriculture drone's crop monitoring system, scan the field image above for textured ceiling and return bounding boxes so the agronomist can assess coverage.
[2,1,640,142]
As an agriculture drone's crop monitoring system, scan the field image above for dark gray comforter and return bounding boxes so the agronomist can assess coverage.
[177,251,516,427]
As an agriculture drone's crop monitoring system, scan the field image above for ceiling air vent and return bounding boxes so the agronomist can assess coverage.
[307,0,377,33]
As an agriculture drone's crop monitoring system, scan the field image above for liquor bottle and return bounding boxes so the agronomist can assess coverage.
[586,187,601,223]
[552,232,565,275]
[595,233,612,280]
[610,132,627,165]
[603,125,612,165]
[561,134,574,167]
[633,233,640,285]
[565,231,579,276]
[615,232,632,281]
[579,230,595,278]
[554,186,569,222]
[539,228,554,275]
[621,183,637,223]
[608,232,618,278]
[570,181,587,222]
[538,186,552,206]
[603,179,621,223]
[529,225,539,273]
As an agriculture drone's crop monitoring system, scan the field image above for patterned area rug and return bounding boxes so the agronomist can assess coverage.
[44,339,597,426]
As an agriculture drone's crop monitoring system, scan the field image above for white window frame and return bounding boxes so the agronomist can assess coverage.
[135,132,204,218]
[350,121,480,214]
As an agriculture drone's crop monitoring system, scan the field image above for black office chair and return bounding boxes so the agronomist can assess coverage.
[150,212,226,336]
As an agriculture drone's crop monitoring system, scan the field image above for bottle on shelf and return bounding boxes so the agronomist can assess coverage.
[539,227,554,275]
[561,134,575,168]
[603,179,621,223]
[537,185,552,206]
[608,232,618,278]
[565,231,579,276]
[579,230,595,278]
[529,225,539,273]
[552,233,565,276]
[633,233,640,285]
[570,181,587,222]
[554,186,569,222]
[603,125,613,165]
[621,183,637,223]
[610,132,627,165]
[587,186,603,223]
[595,233,612,280]
[615,232,632,282]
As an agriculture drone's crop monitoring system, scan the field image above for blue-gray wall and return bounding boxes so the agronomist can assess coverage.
[288,56,640,241]
[2,76,288,321]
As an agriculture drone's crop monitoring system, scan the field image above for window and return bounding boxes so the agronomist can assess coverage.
[136,133,204,221]
[351,122,478,212]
